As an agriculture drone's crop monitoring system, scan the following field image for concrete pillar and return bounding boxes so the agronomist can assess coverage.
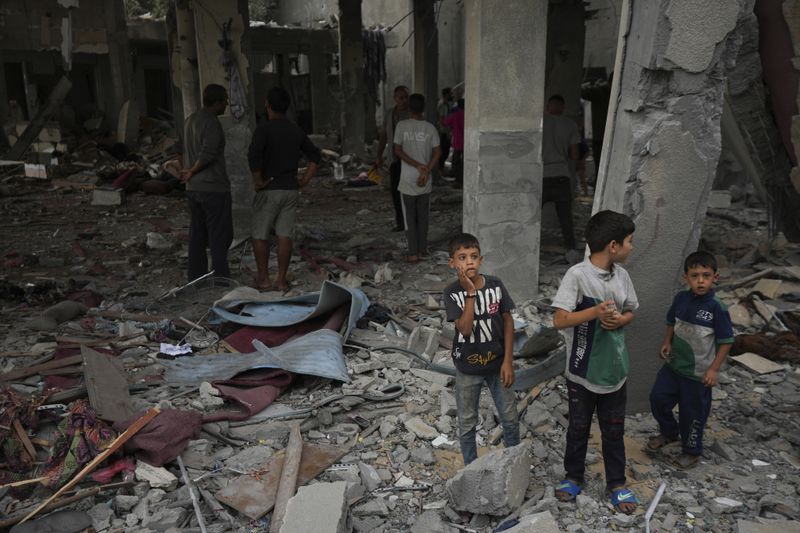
[463,0,547,302]
[545,0,585,120]
[104,0,133,129]
[339,0,367,154]
[413,0,439,125]
[192,0,255,225]
[308,50,328,133]
[595,0,748,411]
[174,0,200,119]
[165,3,185,133]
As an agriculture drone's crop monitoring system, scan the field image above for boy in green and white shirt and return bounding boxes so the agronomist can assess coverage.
[551,210,640,515]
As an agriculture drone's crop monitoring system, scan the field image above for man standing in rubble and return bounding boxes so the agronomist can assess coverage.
[248,87,321,292]
[376,85,411,232]
[180,84,233,282]
[542,94,580,252]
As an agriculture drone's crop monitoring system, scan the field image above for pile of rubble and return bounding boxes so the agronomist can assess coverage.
[0,166,798,532]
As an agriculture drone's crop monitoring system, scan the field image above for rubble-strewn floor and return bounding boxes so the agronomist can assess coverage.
[1,170,798,533]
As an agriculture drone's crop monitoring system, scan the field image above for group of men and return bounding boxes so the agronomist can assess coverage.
[180,82,584,284]
[181,84,319,291]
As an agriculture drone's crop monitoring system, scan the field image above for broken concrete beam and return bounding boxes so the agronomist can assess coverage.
[91,188,124,206]
[445,443,531,515]
[4,76,72,161]
[270,423,303,533]
[117,100,140,148]
[280,481,349,533]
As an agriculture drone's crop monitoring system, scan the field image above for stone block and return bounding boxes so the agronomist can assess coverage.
[707,190,731,208]
[446,443,531,515]
[440,390,457,416]
[358,461,382,491]
[404,416,438,440]
[38,125,62,143]
[281,481,349,533]
[502,511,560,532]
[141,507,188,531]
[407,325,439,357]
[87,502,114,530]
[24,163,48,179]
[411,510,458,533]
[135,461,178,490]
[92,187,124,206]
[411,368,453,386]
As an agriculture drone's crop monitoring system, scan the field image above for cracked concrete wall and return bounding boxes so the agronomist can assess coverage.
[595,0,751,411]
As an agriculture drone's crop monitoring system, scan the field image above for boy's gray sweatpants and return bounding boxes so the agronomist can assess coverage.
[401,192,430,256]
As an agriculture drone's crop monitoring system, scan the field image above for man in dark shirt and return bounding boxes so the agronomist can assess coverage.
[247,87,321,292]
[181,84,232,282]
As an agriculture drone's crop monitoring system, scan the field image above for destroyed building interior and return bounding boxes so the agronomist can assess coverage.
[2,0,800,532]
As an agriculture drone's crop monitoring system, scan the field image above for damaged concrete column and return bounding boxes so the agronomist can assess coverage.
[462,0,547,301]
[174,0,200,118]
[339,0,367,154]
[412,0,439,125]
[192,0,255,215]
[595,0,750,410]
[105,0,133,129]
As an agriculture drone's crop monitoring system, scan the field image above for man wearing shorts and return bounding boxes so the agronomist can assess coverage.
[247,87,321,291]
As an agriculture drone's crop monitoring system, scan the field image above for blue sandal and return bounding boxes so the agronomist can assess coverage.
[555,479,582,501]
[610,487,640,514]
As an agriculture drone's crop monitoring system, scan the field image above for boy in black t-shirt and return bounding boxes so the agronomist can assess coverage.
[444,233,520,465]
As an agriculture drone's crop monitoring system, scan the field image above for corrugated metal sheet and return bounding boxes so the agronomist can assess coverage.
[209,280,369,340]
[160,329,350,384]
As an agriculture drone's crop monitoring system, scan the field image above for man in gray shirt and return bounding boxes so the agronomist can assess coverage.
[181,84,233,281]
[542,94,580,250]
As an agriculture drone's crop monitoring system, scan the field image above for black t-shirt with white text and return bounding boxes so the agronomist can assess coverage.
[444,275,515,375]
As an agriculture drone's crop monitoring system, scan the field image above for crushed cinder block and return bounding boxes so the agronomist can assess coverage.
[280,481,349,533]
[446,443,530,515]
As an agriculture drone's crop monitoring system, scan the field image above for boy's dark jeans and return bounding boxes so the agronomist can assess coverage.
[564,380,627,490]
[649,365,711,456]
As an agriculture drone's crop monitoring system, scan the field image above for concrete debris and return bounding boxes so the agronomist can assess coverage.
[1,129,799,533]
[446,444,531,515]
[281,481,350,533]
[503,511,561,533]
[134,461,178,491]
